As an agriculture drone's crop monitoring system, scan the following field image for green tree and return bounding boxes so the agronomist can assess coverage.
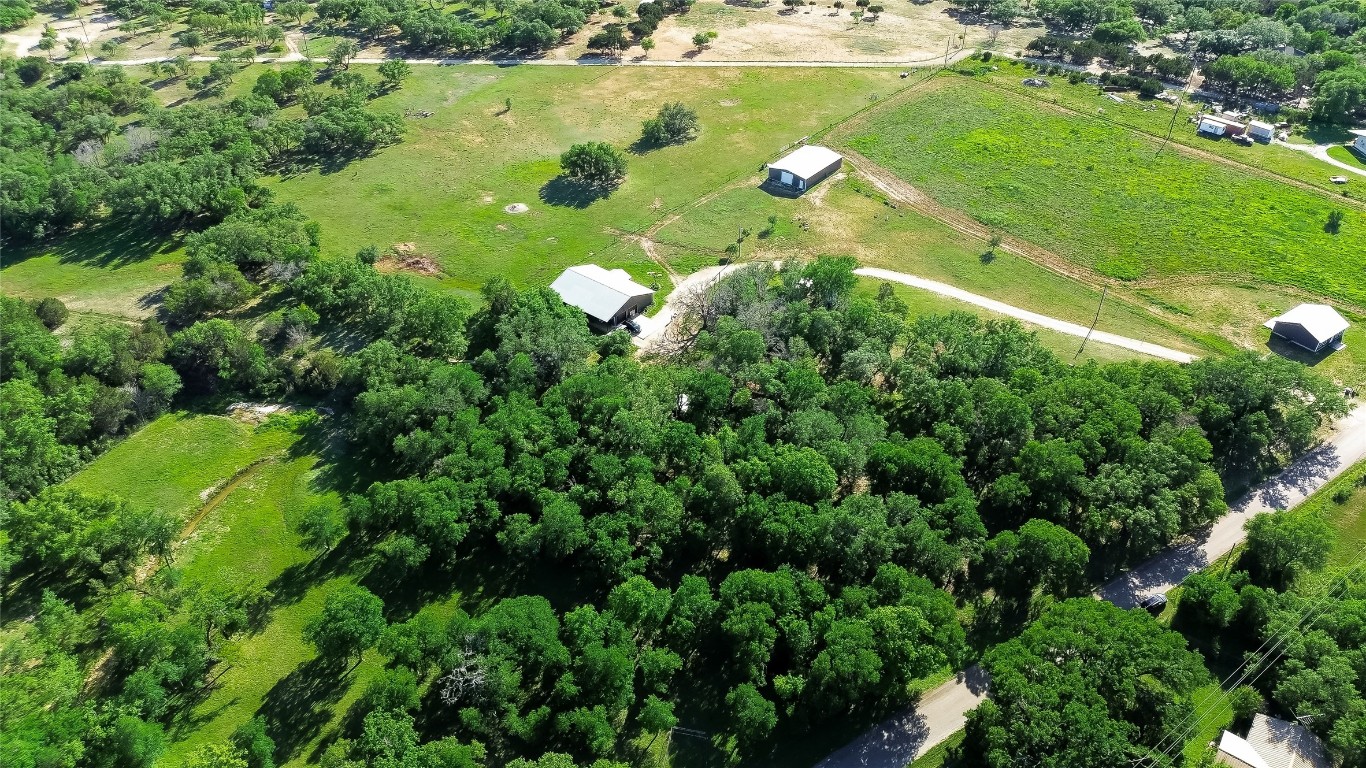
[559,142,627,189]
[328,39,359,69]
[34,297,69,329]
[231,716,276,768]
[962,599,1208,767]
[278,0,309,24]
[295,501,345,553]
[377,59,411,90]
[640,102,699,146]
[184,744,249,768]
[726,684,776,757]
[637,695,677,745]
[1242,509,1333,588]
[304,585,386,668]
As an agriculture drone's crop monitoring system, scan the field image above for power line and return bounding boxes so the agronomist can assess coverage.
[1139,542,1366,766]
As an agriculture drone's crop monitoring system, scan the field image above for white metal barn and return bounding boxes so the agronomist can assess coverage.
[766,145,843,194]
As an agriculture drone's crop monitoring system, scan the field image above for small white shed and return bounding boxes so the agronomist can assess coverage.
[1247,121,1275,142]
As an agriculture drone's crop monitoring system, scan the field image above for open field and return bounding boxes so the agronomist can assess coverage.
[0,225,187,320]
[562,0,1038,63]
[164,441,399,767]
[964,60,1366,198]
[845,78,1366,307]
[2,0,1031,64]
[656,172,1222,357]
[261,63,907,294]
[65,411,302,520]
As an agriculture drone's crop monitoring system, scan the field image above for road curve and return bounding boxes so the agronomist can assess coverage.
[817,403,1365,767]
[1273,139,1366,179]
[854,267,1198,363]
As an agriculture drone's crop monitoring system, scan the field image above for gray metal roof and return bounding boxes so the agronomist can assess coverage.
[550,264,653,323]
[769,145,843,180]
[1243,714,1331,768]
[1263,303,1350,343]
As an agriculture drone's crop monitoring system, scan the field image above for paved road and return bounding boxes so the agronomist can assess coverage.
[816,403,1366,767]
[1274,139,1366,179]
[1100,403,1366,607]
[854,267,1198,363]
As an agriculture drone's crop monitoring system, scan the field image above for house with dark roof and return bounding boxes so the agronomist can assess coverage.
[550,264,654,333]
[1264,304,1350,353]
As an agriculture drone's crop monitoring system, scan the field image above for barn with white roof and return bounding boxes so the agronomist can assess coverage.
[550,264,655,333]
[766,145,843,194]
[1263,303,1350,353]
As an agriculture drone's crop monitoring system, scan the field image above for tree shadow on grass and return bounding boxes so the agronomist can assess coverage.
[539,176,612,208]
[0,222,183,272]
[260,654,353,762]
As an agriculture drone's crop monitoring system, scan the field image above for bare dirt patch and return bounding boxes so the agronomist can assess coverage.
[227,402,297,425]
[379,243,444,276]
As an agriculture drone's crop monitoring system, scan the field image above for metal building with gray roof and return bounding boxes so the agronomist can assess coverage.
[550,264,654,332]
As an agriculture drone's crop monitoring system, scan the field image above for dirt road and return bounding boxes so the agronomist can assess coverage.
[856,267,1197,362]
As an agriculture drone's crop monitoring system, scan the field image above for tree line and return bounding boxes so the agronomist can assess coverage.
[1,253,1347,767]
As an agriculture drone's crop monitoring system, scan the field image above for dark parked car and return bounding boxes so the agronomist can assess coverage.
[623,318,641,335]
[1139,594,1168,614]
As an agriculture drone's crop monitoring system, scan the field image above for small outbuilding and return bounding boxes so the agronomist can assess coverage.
[1246,120,1275,142]
[550,264,654,333]
[1215,714,1331,768]
[1264,303,1349,353]
[1199,115,1246,137]
[766,145,843,194]
[1351,128,1366,154]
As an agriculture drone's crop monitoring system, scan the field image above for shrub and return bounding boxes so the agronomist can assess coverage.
[34,298,69,329]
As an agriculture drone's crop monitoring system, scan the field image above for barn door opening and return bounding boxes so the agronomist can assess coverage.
[780,171,794,186]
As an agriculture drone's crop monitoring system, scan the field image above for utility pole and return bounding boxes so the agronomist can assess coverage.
[1074,286,1107,361]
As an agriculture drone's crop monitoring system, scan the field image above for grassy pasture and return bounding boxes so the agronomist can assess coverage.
[66,411,300,520]
[656,173,1218,357]
[262,64,903,294]
[967,60,1365,197]
[0,224,187,320]
[163,446,396,767]
[845,77,1366,307]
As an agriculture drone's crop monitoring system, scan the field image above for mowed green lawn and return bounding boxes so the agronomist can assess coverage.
[263,64,904,293]
[846,78,1366,307]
